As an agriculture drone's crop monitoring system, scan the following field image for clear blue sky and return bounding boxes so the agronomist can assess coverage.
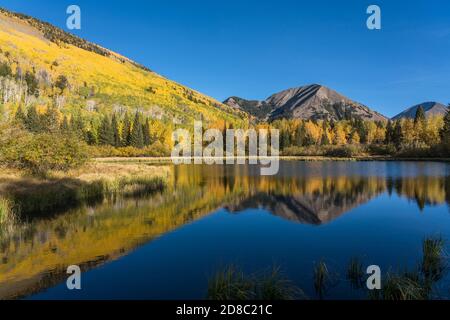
[2,0,449,117]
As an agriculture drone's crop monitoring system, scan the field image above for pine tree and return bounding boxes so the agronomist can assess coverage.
[393,120,403,147]
[42,104,60,132]
[60,115,70,132]
[130,112,144,148]
[111,113,121,147]
[295,123,306,146]
[121,113,131,147]
[414,106,426,125]
[354,118,367,144]
[440,105,450,145]
[280,129,291,150]
[25,105,41,132]
[320,121,330,146]
[71,114,85,137]
[55,75,69,93]
[24,71,39,96]
[385,120,394,144]
[143,118,151,146]
[320,131,330,145]
[222,121,227,152]
[14,105,26,125]
[98,116,114,145]
[0,61,12,77]
[85,130,97,145]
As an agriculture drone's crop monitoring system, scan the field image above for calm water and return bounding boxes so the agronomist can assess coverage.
[1,161,450,299]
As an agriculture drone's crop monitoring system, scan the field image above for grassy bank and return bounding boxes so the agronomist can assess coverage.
[0,162,170,219]
[94,155,450,164]
[0,197,14,224]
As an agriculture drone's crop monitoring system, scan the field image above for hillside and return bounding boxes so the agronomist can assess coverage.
[222,97,273,120]
[392,102,448,120]
[0,8,245,126]
[224,84,388,122]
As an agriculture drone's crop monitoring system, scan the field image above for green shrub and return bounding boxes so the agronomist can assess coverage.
[366,144,396,156]
[282,145,326,156]
[347,257,365,289]
[0,127,89,176]
[371,273,428,300]
[324,145,362,158]
[89,141,171,158]
[421,236,446,283]
[207,265,303,300]
[395,146,434,158]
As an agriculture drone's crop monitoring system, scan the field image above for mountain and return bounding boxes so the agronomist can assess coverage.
[392,102,448,120]
[222,97,273,120]
[0,8,245,125]
[224,84,388,122]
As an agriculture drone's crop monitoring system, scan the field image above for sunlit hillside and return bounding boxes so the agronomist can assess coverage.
[0,8,245,126]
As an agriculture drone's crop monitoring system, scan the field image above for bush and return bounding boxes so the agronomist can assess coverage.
[0,127,89,176]
[89,141,171,158]
[207,265,302,300]
[395,146,434,158]
[324,145,363,158]
[0,61,12,77]
[282,145,326,156]
[366,144,396,156]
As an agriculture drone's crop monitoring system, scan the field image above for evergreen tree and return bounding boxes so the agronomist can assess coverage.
[14,105,26,125]
[385,120,394,144]
[143,118,151,146]
[222,121,227,152]
[24,71,39,96]
[121,113,131,147]
[98,116,114,145]
[295,123,306,146]
[55,75,69,93]
[414,106,426,125]
[85,130,97,145]
[0,61,12,77]
[42,104,60,132]
[60,115,70,132]
[440,105,450,144]
[354,118,367,144]
[71,114,85,137]
[393,120,403,147]
[320,131,330,145]
[130,112,144,148]
[320,121,330,145]
[111,113,121,147]
[280,129,291,150]
[25,105,41,132]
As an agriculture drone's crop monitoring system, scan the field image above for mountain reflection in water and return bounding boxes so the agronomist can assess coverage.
[0,161,449,299]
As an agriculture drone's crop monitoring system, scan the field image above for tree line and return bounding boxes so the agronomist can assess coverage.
[14,105,153,149]
[270,106,450,155]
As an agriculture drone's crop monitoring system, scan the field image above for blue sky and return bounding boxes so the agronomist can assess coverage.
[1,0,449,117]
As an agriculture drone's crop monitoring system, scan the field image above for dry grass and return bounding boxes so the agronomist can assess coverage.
[56,162,171,183]
[0,162,171,217]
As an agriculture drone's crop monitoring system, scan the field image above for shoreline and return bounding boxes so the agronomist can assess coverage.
[93,156,450,164]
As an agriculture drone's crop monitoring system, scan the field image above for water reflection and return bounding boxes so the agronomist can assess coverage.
[0,161,449,299]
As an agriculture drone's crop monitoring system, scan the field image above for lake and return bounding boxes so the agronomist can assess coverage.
[1,161,449,299]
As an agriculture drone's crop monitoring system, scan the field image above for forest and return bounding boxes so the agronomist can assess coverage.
[1,48,450,177]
